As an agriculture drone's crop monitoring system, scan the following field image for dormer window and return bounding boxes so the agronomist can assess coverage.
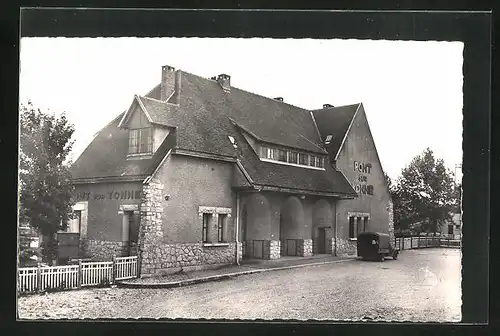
[259,145,325,170]
[129,127,153,154]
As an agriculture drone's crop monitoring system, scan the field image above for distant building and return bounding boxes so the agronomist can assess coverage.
[69,65,394,276]
[440,212,462,239]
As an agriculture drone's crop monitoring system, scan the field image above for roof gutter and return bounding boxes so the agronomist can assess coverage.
[245,184,356,199]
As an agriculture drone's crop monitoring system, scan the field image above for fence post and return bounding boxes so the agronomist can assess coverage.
[77,259,82,288]
[36,263,41,292]
[112,256,116,284]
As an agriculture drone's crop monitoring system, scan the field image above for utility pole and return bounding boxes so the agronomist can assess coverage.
[454,163,462,186]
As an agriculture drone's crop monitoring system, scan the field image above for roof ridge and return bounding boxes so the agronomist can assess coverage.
[180,69,312,112]
[310,102,362,113]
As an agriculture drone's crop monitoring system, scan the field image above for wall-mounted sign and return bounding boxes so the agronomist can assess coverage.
[354,161,372,174]
[353,161,373,196]
[354,184,374,195]
[75,190,142,202]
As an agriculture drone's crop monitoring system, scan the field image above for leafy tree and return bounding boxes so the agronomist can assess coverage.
[19,101,75,265]
[392,148,457,234]
[385,172,412,235]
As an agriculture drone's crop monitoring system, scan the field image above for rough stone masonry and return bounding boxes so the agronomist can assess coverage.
[138,175,238,276]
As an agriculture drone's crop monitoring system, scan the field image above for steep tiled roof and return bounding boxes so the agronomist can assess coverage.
[312,104,360,158]
[72,69,358,196]
[71,89,175,181]
[160,71,327,157]
[231,124,356,196]
[137,96,180,128]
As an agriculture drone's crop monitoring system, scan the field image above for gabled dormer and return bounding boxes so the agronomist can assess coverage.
[118,95,172,159]
[229,117,328,171]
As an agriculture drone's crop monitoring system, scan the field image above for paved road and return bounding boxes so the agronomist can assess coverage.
[18,248,461,321]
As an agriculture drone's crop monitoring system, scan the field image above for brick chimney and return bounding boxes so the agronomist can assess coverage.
[161,65,181,104]
[274,97,284,102]
[217,74,231,92]
[323,103,334,109]
[161,65,175,101]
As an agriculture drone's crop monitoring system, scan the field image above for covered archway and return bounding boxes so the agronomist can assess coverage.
[312,199,333,254]
[280,196,307,256]
[241,193,273,259]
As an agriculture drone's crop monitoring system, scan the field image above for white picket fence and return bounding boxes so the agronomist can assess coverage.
[17,256,138,294]
[114,256,138,281]
[81,261,113,287]
[394,236,462,250]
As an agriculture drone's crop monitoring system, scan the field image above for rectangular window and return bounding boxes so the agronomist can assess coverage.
[349,216,355,239]
[129,128,153,154]
[218,214,227,242]
[309,155,316,166]
[288,151,298,164]
[315,156,324,168]
[363,217,369,232]
[268,148,277,160]
[128,129,139,154]
[71,210,82,233]
[259,146,267,158]
[299,153,308,165]
[448,224,454,235]
[202,213,211,243]
[276,149,287,162]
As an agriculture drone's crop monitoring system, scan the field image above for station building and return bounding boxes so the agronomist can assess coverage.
[69,65,394,276]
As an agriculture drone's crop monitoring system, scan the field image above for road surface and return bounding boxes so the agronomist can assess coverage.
[18,248,461,321]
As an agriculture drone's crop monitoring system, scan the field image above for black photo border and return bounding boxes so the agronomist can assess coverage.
[3,3,493,336]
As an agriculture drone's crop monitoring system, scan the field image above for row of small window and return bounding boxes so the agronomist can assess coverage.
[202,213,228,243]
[128,128,153,154]
[259,146,325,168]
[349,216,369,239]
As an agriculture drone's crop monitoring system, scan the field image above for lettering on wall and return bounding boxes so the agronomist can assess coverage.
[75,190,142,202]
[353,160,374,196]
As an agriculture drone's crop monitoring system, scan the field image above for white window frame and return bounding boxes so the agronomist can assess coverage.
[258,146,325,170]
[198,206,232,246]
[67,201,88,237]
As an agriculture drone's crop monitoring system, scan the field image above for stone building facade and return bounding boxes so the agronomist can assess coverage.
[69,65,393,275]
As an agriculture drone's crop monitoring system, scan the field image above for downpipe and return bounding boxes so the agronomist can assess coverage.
[235,192,240,266]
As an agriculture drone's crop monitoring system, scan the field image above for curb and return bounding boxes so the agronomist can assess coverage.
[117,257,357,289]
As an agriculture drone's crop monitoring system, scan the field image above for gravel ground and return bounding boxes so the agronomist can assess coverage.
[17,248,461,322]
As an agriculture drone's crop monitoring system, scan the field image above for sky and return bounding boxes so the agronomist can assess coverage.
[19,37,464,181]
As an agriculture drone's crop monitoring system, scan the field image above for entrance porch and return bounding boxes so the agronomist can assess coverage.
[239,192,337,260]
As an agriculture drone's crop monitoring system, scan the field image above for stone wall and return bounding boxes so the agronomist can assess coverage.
[263,240,280,260]
[387,199,395,242]
[81,239,128,260]
[327,238,335,255]
[140,242,237,276]
[297,239,313,257]
[138,177,164,275]
[336,237,357,257]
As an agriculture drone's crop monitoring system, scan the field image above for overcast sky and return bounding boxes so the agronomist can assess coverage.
[19,37,463,181]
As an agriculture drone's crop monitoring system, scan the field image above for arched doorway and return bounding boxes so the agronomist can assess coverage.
[280,196,304,256]
[312,199,333,254]
[243,193,272,259]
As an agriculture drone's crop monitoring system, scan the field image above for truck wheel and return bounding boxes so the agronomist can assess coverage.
[393,251,399,260]
[379,254,385,262]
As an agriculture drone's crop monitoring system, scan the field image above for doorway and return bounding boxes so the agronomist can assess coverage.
[317,227,326,254]
[279,213,285,256]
